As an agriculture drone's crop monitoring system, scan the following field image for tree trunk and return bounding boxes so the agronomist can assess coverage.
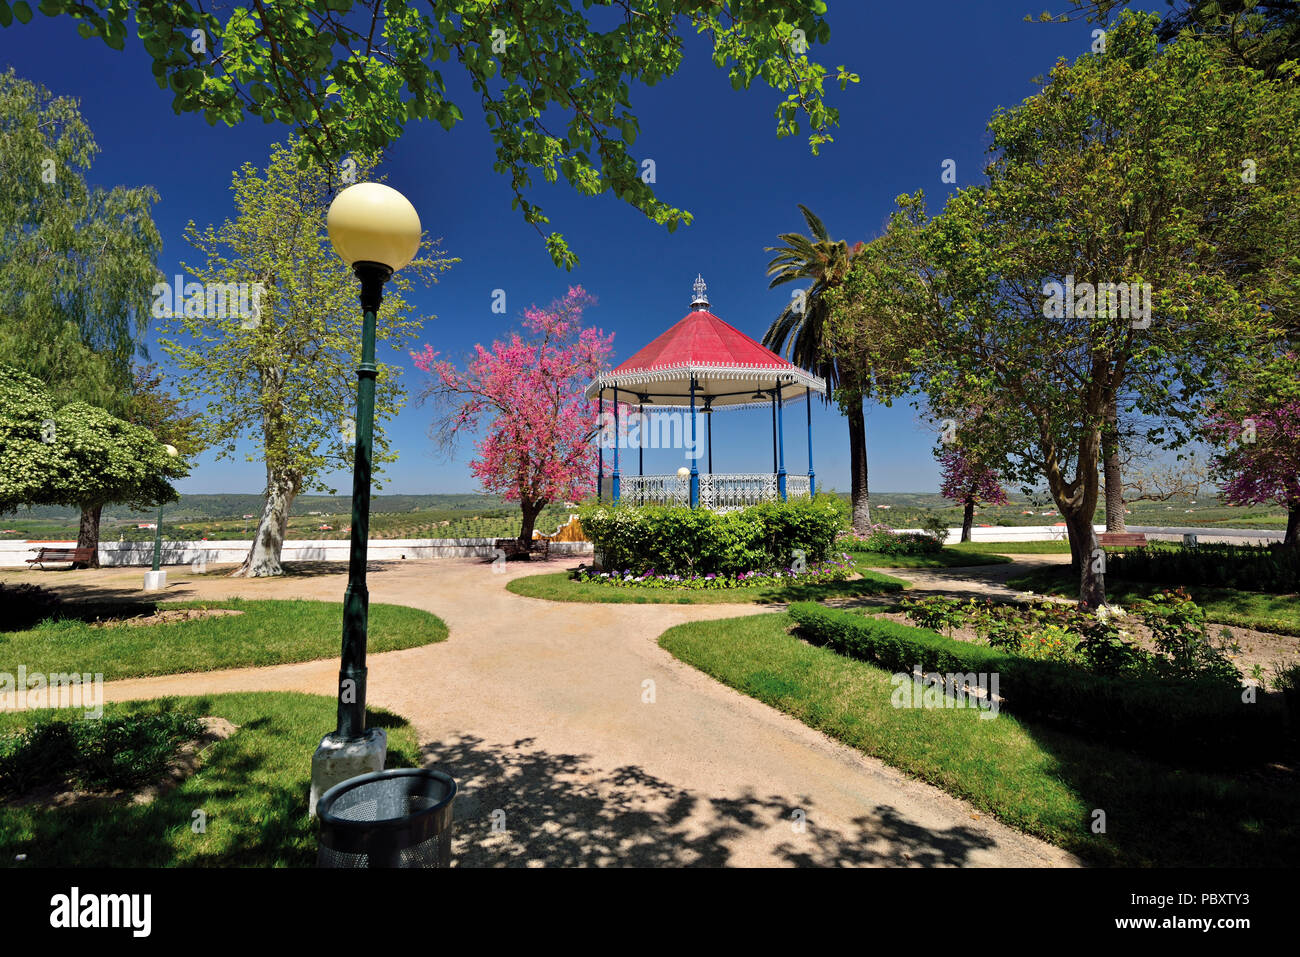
[1286,500,1300,546]
[233,471,298,577]
[1102,399,1126,532]
[1063,507,1105,609]
[518,498,546,553]
[961,498,975,543]
[847,398,871,532]
[75,504,102,569]
[1043,417,1106,608]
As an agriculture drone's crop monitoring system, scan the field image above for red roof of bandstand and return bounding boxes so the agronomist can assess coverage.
[586,278,826,409]
[614,309,792,375]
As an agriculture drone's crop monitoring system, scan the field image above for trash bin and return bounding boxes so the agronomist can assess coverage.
[317,768,457,868]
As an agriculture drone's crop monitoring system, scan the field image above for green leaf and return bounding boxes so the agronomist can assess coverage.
[13,0,32,24]
[0,2,12,28]
[103,17,124,50]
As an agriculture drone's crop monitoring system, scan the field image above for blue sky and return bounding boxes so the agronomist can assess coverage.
[2,2,1158,496]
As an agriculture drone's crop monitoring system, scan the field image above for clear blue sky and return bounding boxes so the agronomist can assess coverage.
[2,2,1158,496]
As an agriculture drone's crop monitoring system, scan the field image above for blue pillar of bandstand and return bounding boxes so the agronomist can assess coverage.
[689,376,699,508]
[776,380,787,501]
[612,386,621,503]
[597,390,604,502]
[806,388,815,497]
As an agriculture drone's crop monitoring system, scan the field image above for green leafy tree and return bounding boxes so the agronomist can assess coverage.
[836,13,1295,606]
[161,140,455,577]
[0,366,186,565]
[761,205,877,532]
[1056,1,1300,77]
[1043,4,1300,530]
[0,67,164,554]
[0,1,857,268]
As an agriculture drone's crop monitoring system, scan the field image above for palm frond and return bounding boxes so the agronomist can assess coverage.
[797,203,831,244]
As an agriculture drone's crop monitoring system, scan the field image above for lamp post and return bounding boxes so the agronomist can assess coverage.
[143,444,179,592]
[310,182,422,815]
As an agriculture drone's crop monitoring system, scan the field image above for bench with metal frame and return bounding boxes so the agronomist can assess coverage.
[26,546,95,569]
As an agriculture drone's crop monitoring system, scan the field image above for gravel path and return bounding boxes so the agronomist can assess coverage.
[2,559,1079,868]
[876,554,1074,601]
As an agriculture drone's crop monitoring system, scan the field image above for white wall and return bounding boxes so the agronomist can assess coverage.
[0,537,592,568]
[3,523,1281,568]
[888,524,1283,544]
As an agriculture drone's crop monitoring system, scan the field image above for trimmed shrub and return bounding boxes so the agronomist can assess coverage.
[1108,542,1299,593]
[579,495,847,576]
[788,602,1282,761]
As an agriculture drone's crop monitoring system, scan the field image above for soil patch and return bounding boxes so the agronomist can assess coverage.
[89,607,244,629]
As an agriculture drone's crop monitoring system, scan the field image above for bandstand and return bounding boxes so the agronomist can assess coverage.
[585,275,827,509]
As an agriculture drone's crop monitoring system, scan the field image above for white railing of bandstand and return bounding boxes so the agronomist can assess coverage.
[612,473,813,509]
[616,473,689,505]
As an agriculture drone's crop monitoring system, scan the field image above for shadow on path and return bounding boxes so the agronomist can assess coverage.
[421,734,998,867]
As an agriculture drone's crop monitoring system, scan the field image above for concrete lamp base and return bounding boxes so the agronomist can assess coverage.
[142,570,167,592]
[309,727,387,817]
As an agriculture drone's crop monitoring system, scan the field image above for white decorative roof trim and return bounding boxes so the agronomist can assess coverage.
[585,362,827,397]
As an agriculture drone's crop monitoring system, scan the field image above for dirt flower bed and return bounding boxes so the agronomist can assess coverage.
[89,607,244,629]
[877,609,1298,682]
[886,589,1300,687]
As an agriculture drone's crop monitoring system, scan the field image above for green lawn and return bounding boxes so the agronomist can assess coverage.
[658,612,1299,867]
[0,599,448,679]
[1008,565,1300,635]
[948,540,1074,555]
[846,546,1011,568]
[506,569,907,604]
[0,693,420,866]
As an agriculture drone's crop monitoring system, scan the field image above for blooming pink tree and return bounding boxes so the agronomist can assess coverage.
[938,447,1008,542]
[412,286,613,545]
[1205,377,1300,546]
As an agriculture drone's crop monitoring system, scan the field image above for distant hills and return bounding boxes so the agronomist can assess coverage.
[11,493,514,523]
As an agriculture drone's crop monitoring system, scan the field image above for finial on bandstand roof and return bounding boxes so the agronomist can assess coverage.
[690,273,709,311]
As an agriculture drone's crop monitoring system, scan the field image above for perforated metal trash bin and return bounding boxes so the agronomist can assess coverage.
[317,768,456,868]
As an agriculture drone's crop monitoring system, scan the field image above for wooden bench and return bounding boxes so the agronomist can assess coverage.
[493,537,550,561]
[26,546,95,569]
[1097,532,1147,549]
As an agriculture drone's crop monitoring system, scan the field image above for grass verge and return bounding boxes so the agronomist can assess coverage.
[0,692,420,866]
[506,569,907,604]
[658,612,1299,867]
[846,546,1011,568]
[0,599,448,679]
[1007,566,1300,635]
[948,540,1074,555]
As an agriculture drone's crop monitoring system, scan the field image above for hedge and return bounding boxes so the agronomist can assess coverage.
[579,495,847,576]
[787,602,1283,761]
[1108,542,1299,593]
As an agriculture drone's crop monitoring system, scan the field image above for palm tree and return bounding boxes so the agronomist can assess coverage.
[762,204,871,532]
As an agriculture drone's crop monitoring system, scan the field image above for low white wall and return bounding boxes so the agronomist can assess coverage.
[885,524,1078,542]
[3,523,1280,568]
[0,537,592,568]
[884,524,1283,544]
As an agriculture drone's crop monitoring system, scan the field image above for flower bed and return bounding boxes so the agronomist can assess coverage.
[573,553,856,590]
[788,602,1280,761]
[896,589,1240,681]
[840,522,945,555]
